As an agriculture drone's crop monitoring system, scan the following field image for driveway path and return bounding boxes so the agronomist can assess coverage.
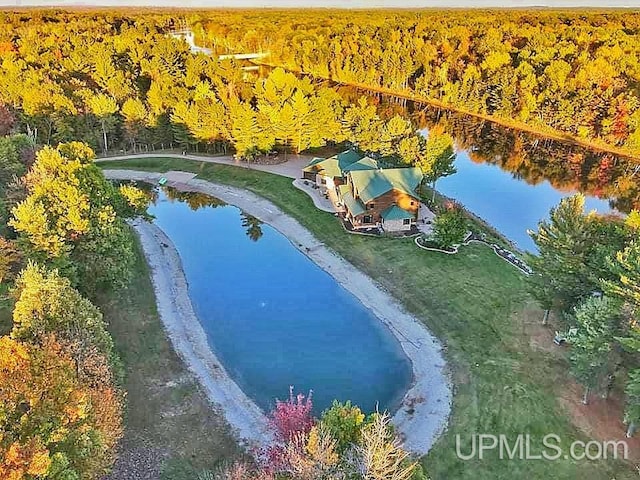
[96,153,315,179]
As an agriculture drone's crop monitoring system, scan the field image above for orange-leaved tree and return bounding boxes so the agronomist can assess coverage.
[0,335,123,479]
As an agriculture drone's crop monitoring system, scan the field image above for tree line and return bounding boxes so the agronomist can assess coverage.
[0,137,149,479]
[0,11,455,189]
[191,9,640,157]
[528,195,640,435]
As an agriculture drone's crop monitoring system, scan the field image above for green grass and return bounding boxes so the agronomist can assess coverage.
[95,235,241,480]
[101,157,634,479]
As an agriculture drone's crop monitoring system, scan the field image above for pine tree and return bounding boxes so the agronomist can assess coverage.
[528,194,596,316]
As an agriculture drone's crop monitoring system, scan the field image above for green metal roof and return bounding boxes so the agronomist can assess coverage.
[342,192,366,217]
[383,167,423,194]
[335,149,363,171]
[350,167,423,203]
[353,171,393,203]
[303,150,364,179]
[304,157,327,169]
[342,156,379,173]
[302,156,341,178]
[382,205,414,221]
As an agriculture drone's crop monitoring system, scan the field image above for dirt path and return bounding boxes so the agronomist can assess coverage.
[105,168,452,456]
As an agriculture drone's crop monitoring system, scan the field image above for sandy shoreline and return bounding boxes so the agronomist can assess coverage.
[130,217,274,449]
[107,168,452,455]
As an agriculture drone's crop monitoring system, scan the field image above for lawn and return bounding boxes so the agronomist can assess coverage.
[100,157,634,479]
[95,235,242,480]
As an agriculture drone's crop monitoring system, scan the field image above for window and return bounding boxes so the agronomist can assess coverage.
[403,218,411,225]
[368,203,375,209]
[363,215,373,224]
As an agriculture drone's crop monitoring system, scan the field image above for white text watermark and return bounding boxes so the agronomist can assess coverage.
[456,434,628,461]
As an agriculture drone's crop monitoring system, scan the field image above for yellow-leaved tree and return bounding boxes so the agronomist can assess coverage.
[9,142,149,293]
[0,336,122,480]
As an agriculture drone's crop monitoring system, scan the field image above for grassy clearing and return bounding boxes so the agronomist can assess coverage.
[101,157,634,479]
[95,235,241,480]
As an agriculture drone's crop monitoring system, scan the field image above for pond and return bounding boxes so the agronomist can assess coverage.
[148,188,413,414]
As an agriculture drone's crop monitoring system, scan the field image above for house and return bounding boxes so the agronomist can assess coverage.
[301,150,364,187]
[341,167,423,232]
[302,151,423,233]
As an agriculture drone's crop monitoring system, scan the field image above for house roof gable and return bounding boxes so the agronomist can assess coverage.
[382,205,414,221]
[342,156,379,173]
[350,166,423,203]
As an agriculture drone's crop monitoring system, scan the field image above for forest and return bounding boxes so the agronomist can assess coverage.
[0,138,149,479]
[2,8,640,480]
[0,9,459,200]
[191,9,640,157]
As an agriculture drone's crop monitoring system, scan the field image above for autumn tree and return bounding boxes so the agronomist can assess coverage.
[343,97,386,155]
[11,263,116,364]
[121,98,149,152]
[9,143,148,292]
[354,411,417,480]
[229,100,275,159]
[87,93,118,154]
[0,336,122,480]
[269,387,314,442]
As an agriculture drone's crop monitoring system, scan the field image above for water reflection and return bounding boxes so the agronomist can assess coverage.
[163,186,227,210]
[340,87,636,251]
[163,186,265,242]
[240,212,264,242]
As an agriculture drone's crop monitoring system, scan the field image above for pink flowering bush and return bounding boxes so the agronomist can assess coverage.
[269,386,314,441]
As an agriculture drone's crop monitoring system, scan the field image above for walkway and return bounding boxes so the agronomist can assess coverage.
[292,179,336,213]
[96,152,315,179]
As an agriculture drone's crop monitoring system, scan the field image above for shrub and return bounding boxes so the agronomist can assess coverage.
[431,202,467,249]
[260,392,426,480]
[269,386,314,441]
[354,411,417,480]
[320,400,366,452]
